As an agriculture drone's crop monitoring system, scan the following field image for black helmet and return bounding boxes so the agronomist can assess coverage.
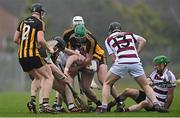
[31,3,45,13]
[108,22,122,34]
[54,36,66,51]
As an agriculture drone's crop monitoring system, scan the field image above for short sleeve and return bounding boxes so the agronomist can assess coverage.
[37,20,45,32]
[17,20,23,32]
[105,38,113,55]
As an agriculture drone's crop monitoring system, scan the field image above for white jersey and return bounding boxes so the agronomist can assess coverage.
[56,51,69,67]
[149,68,176,106]
[105,31,141,64]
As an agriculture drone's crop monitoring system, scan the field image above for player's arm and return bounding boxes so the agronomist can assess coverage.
[105,38,115,63]
[37,21,54,53]
[135,34,146,54]
[37,31,53,53]
[64,48,79,56]
[13,20,23,45]
[110,54,116,63]
[49,62,67,80]
[164,87,174,110]
[82,34,95,65]
[64,54,85,76]
[13,31,20,45]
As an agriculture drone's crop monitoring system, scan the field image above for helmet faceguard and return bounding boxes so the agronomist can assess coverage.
[108,22,122,34]
[72,16,85,27]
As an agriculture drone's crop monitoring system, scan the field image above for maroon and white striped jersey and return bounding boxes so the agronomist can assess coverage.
[149,68,176,105]
[105,31,141,64]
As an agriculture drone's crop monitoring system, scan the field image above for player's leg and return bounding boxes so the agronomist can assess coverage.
[80,70,102,107]
[96,70,119,112]
[27,70,42,113]
[127,100,150,112]
[35,64,57,113]
[97,63,122,110]
[52,79,67,112]
[120,88,142,101]
[135,75,158,103]
[131,63,164,112]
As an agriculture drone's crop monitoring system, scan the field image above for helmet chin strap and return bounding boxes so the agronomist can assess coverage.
[39,12,43,19]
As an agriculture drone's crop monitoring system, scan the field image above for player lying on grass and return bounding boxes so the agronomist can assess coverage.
[108,55,176,112]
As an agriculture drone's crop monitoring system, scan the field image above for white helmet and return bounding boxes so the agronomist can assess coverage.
[72,16,85,27]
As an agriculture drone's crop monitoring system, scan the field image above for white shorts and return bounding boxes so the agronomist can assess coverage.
[110,62,145,78]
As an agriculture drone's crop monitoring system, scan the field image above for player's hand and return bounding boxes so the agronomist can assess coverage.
[64,67,70,77]
[48,47,54,54]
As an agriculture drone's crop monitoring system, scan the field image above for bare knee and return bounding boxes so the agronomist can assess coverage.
[124,88,131,93]
[122,88,139,99]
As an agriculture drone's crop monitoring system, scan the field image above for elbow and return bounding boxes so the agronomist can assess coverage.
[143,38,146,45]
[38,39,45,47]
[138,37,146,44]
[140,37,146,45]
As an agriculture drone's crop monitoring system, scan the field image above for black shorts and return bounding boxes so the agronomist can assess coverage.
[135,90,155,111]
[93,55,106,66]
[19,56,46,72]
[135,90,146,103]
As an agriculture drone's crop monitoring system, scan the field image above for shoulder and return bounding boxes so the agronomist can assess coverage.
[166,69,176,80]
[86,33,96,42]
[149,70,157,78]
[62,27,74,36]
[105,34,114,44]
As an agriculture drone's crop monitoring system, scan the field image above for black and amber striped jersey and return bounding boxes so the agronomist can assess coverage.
[17,16,45,59]
[62,27,74,48]
[62,28,105,60]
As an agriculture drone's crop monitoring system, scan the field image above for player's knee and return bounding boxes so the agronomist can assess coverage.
[123,88,131,95]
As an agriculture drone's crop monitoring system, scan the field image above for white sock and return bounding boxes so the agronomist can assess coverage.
[68,103,75,110]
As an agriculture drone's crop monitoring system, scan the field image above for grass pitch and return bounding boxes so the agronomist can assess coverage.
[0,82,180,117]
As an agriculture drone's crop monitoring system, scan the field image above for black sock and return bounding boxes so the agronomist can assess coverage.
[115,97,122,103]
[42,98,49,105]
[108,101,116,108]
[39,104,42,109]
[31,96,36,102]
[96,100,102,106]
[125,108,129,112]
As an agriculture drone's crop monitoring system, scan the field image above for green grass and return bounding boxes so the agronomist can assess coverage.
[0,81,180,117]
